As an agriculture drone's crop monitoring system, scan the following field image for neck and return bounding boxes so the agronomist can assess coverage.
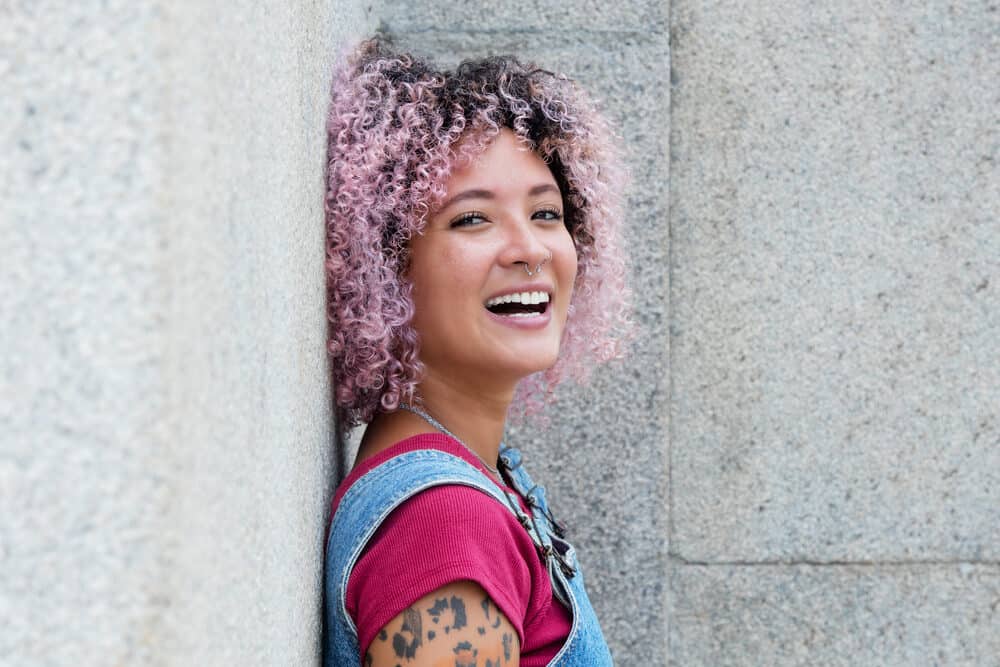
[413,370,515,467]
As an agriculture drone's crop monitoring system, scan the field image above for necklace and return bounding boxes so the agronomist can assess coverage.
[398,403,577,585]
[397,403,501,477]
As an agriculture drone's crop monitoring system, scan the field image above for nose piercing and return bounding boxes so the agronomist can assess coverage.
[521,252,553,277]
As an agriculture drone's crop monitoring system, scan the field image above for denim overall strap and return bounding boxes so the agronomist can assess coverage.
[499,445,614,666]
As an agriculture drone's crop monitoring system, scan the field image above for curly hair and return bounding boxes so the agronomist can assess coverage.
[325,37,632,428]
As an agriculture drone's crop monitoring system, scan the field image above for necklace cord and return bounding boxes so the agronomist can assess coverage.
[397,403,500,475]
[396,403,575,579]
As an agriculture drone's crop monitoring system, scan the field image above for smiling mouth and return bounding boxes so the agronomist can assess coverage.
[485,291,551,317]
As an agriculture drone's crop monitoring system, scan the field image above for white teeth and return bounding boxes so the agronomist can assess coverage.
[485,291,552,308]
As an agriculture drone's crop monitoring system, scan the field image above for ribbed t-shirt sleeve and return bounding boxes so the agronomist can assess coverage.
[346,484,539,660]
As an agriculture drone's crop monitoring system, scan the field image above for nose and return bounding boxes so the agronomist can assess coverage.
[498,216,550,274]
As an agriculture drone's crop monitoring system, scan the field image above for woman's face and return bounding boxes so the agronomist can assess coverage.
[407,128,578,388]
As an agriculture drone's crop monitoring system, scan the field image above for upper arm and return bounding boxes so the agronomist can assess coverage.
[365,579,521,667]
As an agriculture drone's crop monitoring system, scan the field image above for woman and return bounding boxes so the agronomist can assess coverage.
[324,38,630,667]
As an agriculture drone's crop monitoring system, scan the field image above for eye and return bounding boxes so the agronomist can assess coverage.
[533,207,563,222]
[449,210,489,228]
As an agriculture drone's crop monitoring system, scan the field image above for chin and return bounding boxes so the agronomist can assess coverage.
[504,350,561,379]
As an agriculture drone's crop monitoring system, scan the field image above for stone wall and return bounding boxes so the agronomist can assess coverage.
[667,2,999,664]
[2,1,377,663]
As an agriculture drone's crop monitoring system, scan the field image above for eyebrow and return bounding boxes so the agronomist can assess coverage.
[437,183,561,213]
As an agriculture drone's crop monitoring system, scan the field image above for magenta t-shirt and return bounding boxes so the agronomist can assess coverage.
[330,433,573,665]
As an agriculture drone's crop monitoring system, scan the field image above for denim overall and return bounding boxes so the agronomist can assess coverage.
[324,445,614,666]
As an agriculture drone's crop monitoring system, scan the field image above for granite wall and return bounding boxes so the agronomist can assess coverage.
[2,1,377,664]
[667,2,999,664]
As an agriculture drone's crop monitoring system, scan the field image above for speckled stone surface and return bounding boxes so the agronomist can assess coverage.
[669,1,1000,564]
[382,0,666,32]
[377,9,672,664]
[670,564,1000,666]
[668,2,999,664]
[1,1,377,664]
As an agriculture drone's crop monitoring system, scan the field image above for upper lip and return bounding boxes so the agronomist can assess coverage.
[484,282,555,304]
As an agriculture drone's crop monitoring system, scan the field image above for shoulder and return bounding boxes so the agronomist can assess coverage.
[331,432,503,518]
[366,484,534,565]
[348,484,537,659]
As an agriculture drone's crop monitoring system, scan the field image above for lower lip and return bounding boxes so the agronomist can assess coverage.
[485,305,552,330]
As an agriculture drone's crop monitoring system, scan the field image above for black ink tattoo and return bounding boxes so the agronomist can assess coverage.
[450,595,467,629]
[364,653,373,667]
[379,629,388,642]
[428,595,469,635]
[481,596,501,629]
[502,632,512,661]
[391,607,422,659]
[453,641,478,667]
[428,630,436,641]
[428,597,449,622]
[477,626,486,635]
[485,660,500,667]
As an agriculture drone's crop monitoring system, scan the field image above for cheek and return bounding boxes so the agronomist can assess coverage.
[405,261,444,331]
[408,248,479,318]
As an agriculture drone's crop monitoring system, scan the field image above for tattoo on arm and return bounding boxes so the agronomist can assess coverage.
[367,582,520,667]
[449,596,468,630]
[453,640,477,667]
[481,596,502,629]
[391,607,422,659]
[427,595,468,634]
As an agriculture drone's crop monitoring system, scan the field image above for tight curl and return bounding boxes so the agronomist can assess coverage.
[325,37,632,428]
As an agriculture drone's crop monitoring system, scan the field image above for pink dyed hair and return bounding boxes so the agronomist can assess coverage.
[325,38,632,428]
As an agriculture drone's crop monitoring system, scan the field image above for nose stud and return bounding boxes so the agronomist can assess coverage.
[521,252,553,277]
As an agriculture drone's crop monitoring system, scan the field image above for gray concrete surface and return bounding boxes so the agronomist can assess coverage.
[377,7,672,663]
[1,1,376,664]
[670,564,1000,666]
[670,0,1000,565]
[669,1,999,665]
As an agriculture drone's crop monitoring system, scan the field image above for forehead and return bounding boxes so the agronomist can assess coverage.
[444,128,557,194]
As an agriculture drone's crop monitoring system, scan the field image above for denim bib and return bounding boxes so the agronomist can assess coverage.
[324,446,614,666]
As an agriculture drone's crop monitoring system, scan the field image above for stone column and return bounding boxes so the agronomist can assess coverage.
[2,2,377,663]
